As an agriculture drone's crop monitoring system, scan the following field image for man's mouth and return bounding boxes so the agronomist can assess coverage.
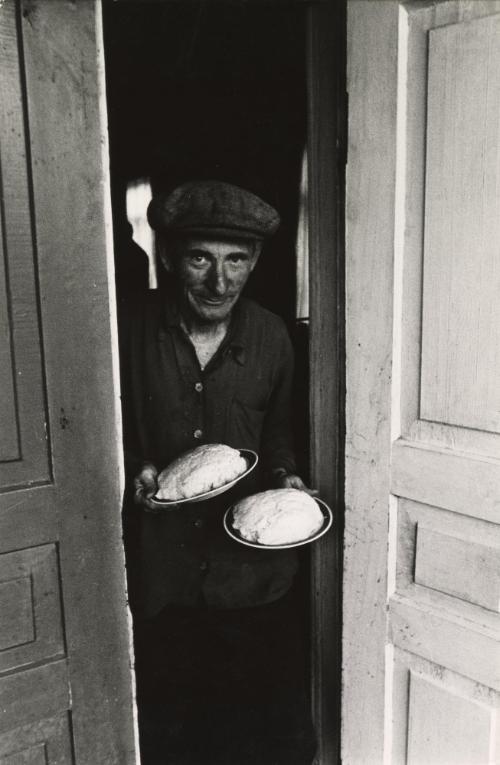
[197,296,232,306]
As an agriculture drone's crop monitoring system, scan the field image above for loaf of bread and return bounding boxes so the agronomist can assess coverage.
[232,488,323,545]
[156,443,248,501]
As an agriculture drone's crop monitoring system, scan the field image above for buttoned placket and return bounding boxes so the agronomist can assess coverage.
[156,309,251,469]
[168,326,207,444]
[191,513,209,574]
[167,329,245,592]
[176,323,245,445]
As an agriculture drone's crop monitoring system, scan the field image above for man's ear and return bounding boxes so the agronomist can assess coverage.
[158,238,174,273]
[250,241,263,271]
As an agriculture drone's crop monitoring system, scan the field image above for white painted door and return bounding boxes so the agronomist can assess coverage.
[344,2,500,763]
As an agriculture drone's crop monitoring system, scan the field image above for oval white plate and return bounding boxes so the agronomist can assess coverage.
[223,496,333,550]
[149,449,258,509]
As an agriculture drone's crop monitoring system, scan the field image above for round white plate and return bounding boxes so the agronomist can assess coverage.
[149,449,258,509]
[223,496,333,550]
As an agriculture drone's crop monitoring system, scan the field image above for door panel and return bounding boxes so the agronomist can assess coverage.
[391,650,500,765]
[406,674,494,765]
[0,0,50,488]
[0,715,73,765]
[345,2,500,763]
[0,1,136,762]
[420,15,500,434]
[0,545,64,672]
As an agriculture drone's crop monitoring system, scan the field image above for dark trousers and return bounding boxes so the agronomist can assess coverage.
[133,592,317,765]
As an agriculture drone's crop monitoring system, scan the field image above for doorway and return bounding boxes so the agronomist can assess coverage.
[102,1,344,762]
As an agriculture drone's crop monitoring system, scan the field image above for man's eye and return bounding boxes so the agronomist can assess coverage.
[191,254,209,265]
[228,255,245,265]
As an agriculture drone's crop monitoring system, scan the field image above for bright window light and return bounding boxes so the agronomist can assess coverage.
[126,178,157,289]
[296,149,309,321]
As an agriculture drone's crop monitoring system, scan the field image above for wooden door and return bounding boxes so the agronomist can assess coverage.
[344,1,500,763]
[0,1,137,762]
[307,3,345,764]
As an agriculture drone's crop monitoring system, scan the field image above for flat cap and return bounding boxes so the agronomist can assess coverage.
[147,180,280,240]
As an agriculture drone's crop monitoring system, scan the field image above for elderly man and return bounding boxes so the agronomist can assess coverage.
[120,181,316,765]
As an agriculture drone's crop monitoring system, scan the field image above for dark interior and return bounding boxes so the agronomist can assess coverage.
[103,0,310,462]
[103,0,311,759]
[103,2,306,312]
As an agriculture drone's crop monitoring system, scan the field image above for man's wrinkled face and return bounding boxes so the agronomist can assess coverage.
[166,236,260,325]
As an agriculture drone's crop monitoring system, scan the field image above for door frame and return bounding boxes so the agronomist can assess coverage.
[104,3,346,762]
[307,2,346,764]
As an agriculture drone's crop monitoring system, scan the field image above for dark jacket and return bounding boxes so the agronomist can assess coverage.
[120,289,298,616]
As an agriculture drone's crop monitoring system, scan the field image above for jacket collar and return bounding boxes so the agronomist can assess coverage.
[160,287,248,365]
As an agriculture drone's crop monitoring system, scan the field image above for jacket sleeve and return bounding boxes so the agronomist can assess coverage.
[118,297,153,481]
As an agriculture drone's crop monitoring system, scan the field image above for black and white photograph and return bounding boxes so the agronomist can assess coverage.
[0,0,499,764]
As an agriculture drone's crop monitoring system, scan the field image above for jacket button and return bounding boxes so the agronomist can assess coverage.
[200,561,208,571]
[194,519,203,528]
[194,429,203,439]
[195,382,203,392]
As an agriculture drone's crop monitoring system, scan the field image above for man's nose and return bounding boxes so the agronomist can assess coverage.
[208,263,228,295]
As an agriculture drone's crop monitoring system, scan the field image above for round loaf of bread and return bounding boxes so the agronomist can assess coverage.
[156,443,248,501]
[232,488,323,545]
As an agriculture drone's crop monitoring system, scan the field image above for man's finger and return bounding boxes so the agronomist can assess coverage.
[134,487,155,507]
[305,488,319,497]
[134,480,157,499]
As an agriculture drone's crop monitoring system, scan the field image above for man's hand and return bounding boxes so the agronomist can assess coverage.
[271,469,318,496]
[133,463,159,512]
